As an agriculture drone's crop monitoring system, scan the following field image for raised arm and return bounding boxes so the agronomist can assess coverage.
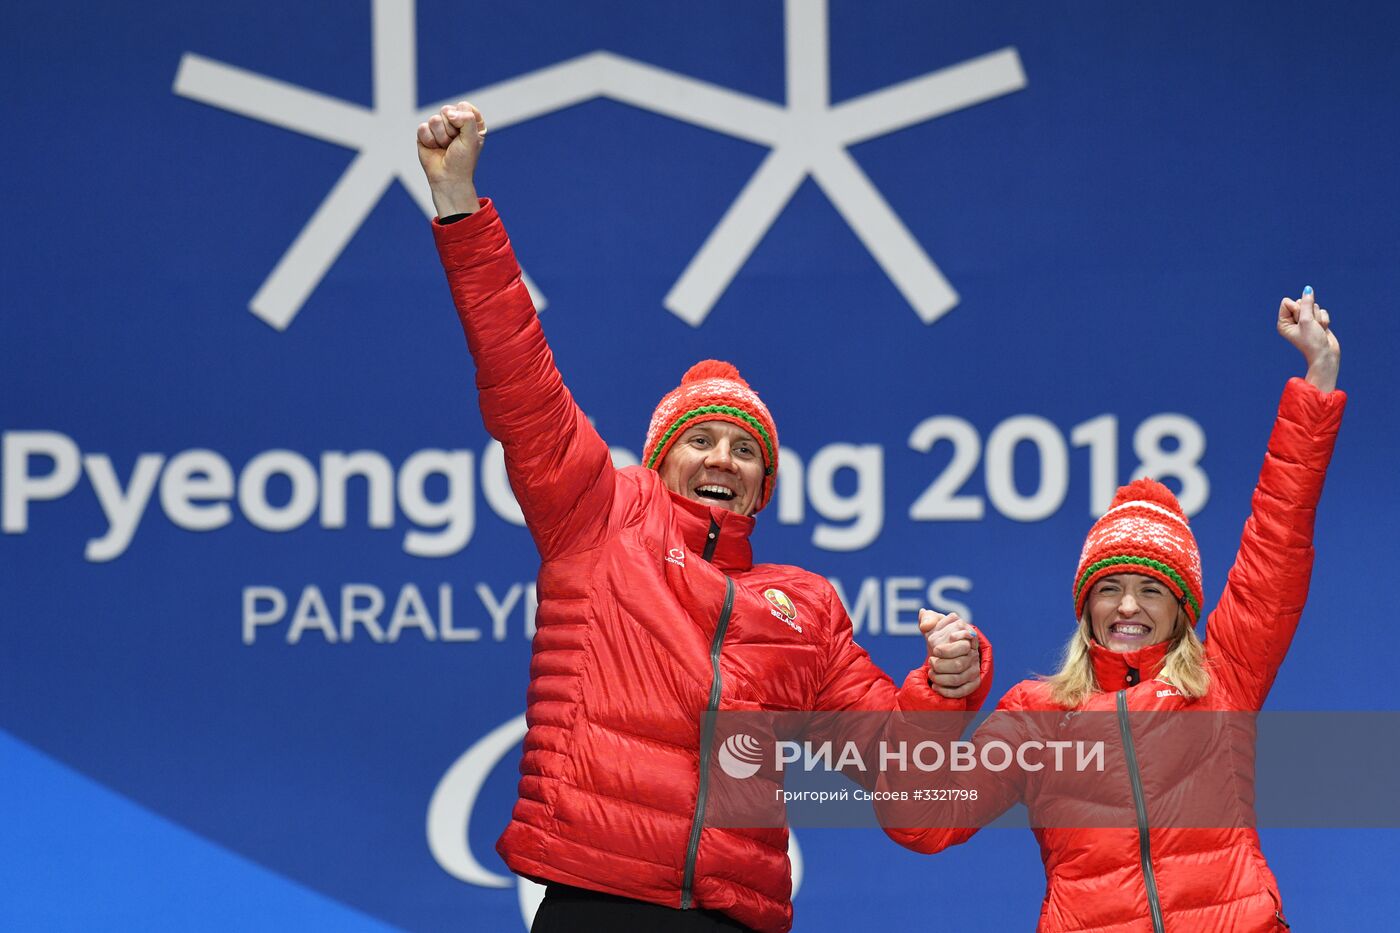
[1207,288,1346,708]
[418,103,615,560]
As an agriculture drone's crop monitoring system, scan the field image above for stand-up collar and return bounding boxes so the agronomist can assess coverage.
[668,490,754,573]
[1089,640,1171,691]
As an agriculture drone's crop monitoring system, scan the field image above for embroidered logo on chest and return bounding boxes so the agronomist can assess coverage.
[665,547,686,568]
[763,588,803,634]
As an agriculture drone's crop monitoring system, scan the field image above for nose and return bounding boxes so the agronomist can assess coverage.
[704,440,737,471]
[1119,593,1139,616]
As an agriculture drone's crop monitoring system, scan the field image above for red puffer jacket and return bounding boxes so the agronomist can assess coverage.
[886,377,1345,932]
[433,200,993,933]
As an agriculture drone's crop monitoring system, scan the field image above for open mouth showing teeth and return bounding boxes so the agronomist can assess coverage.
[1110,623,1150,636]
[695,485,736,501]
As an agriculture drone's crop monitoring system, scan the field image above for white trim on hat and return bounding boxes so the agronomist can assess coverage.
[1100,499,1191,530]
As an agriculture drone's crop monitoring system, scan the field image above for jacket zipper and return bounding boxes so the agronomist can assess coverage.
[680,573,735,909]
[1117,689,1165,933]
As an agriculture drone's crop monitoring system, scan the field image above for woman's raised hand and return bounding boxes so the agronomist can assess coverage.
[1278,287,1340,392]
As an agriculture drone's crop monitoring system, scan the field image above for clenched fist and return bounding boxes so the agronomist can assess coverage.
[416,101,488,218]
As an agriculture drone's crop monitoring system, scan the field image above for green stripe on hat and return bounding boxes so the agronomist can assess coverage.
[645,405,777,471]
[1075,555,1202,619]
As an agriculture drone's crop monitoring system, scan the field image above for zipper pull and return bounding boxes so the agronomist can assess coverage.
[702,518,721,562]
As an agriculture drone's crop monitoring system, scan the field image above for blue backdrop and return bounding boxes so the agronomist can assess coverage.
[3,1,1398,929]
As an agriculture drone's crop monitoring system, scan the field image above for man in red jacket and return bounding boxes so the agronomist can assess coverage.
[416,101,993,933]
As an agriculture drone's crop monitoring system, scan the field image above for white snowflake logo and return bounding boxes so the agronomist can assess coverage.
[175,0,1026,331]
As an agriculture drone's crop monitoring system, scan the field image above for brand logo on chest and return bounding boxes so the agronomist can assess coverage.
[763,588,803,634]
[665,547,686,568]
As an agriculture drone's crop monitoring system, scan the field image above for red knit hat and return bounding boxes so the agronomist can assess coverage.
[1073,478,1204,625]
[643,360,779,511]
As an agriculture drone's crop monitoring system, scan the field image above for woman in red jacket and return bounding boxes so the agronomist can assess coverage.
[885,291,1344,932]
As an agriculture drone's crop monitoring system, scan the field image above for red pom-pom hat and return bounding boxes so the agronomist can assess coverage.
[643,360,779,511]
[1073,478,1204,625]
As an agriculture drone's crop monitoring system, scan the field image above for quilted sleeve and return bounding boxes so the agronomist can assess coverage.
[433,200,616,560]
[805,584,995,793]
[810,583,994,716]
[1206,377,1346,708]
[878,684,1028,855]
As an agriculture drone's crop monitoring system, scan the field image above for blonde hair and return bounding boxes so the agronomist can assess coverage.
[1043,609,1210,708]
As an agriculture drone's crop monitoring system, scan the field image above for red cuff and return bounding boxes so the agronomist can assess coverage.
[431,197,496,248]
[1281,375,1347,421]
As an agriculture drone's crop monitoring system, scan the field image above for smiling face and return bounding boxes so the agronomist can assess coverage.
[1086,573,1185,652]
[656,420,765,516]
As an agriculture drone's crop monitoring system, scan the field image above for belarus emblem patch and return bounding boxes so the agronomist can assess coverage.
[762,588,802,633]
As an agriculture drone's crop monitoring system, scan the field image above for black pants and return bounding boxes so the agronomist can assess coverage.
[531,883,757,933]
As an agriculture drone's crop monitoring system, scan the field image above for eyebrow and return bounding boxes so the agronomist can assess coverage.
[686,424,754,443]
[1097,577,1163,589]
